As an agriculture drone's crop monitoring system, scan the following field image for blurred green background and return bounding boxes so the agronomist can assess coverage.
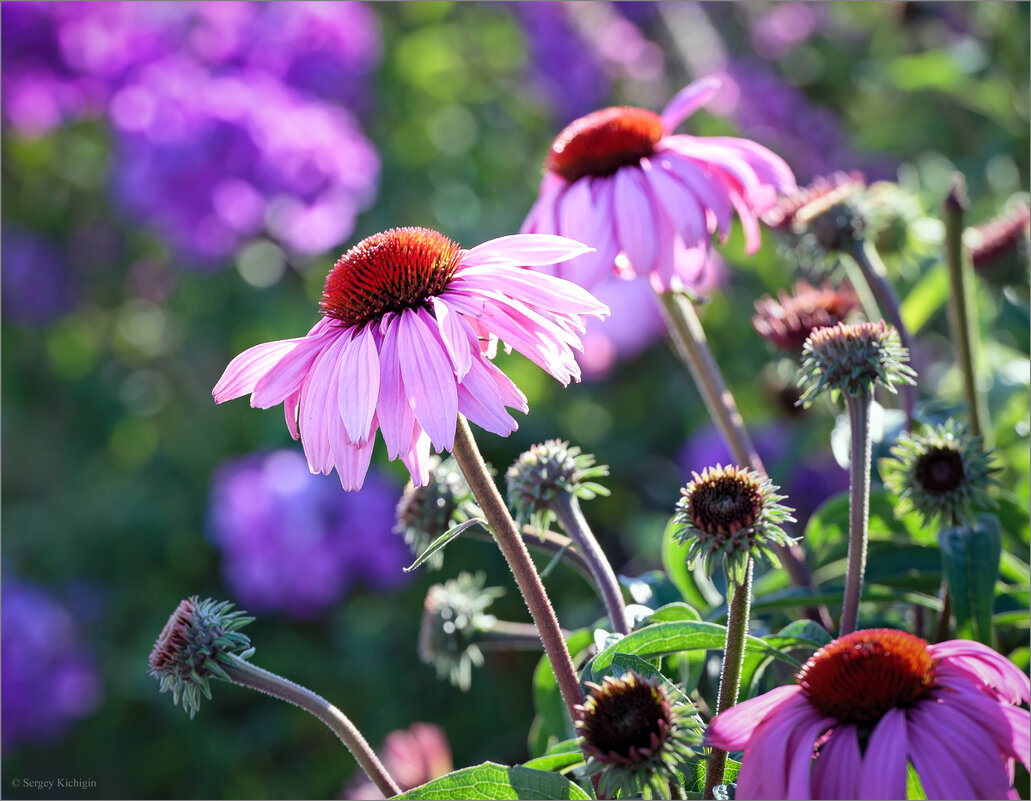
[2,2,1028,798]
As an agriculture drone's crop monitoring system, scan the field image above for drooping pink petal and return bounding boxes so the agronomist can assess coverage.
[251,331,335,409]
[701,135,797,194]
[613,166,657,277]
[453,264,610,316]
[931,678,1031,771]
[729,184,763,254]
[298,333,347,475]
[400,427,432,488]
[809,725,863,801]
[283,389,300,440]
[396,308,458,451]
[657,148,734,239]
[661,76,721,132]
[520,180,563,235]
[375,314,417,459]
[672,137,764,201]
[337,322,379,444]
[640,156,708,249]
[462,233,593,268]
[330,416,376,492]
[213,337,312,404]
[706,685,803,750]
[931,640,1031,704]
[909,697,1017,800]
[430,297,473,379]
[908,714,980,800]
[785,713,833,799]
[858,709,908,800]
[456,352,520,436]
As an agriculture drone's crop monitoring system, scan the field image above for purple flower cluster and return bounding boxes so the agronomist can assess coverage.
[2,578,103,750]
[207,450,410,619]
[1,2,382,269]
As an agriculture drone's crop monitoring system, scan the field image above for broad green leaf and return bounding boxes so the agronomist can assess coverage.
[690,758,741,793]
[584,620,802,683]
[661,516,720,611]
[901,262,949,334]
[939,514,1002,644]
[643,602,702,624]
[391,762,591,800]
[403,518,488,572]
[523,739,584,774]
[805,490,929,556]
[906,762,927,800]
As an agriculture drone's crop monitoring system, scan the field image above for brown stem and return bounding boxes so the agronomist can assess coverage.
[223,658,400,798]
[840,393,873,636]
[451,417,586,723]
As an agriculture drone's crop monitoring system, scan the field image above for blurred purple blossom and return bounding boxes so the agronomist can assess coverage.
[207,450,410,619]
[1,578,103,750]
[1,225,77,326]
[678,421,848,529]
[110,59,379,267]
[511,2,610,124]
[749,3,822,59]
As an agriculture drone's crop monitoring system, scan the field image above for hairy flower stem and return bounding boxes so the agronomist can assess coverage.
[452,416,586,722]
[551,494,630,635]
[703,562,754,800]
[840,393,874,636]
[222,657,400,798]
[848,240,915,429]
[658,291,830,629]
[944,179,989,442]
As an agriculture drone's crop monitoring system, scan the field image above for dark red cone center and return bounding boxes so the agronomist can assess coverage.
[688,471,762,535]
[578,675,671,763]
[320,227,462,327]
[547,107,665,183]
[915,447,966,494]
[797,629,936,726]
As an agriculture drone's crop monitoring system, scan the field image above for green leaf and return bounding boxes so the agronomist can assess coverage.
[522,739,585,774]
[805,490,929,556]
[661,516,720,611]
[690,757,741,793]
[906,762,927,800]
[584,620,803,683]
[938,514,1002,644]
[403,518,488,572]
[391,763,592,800]
[901,261,949,334]
[532,629,594,753]
[740,620,832,694]
[641,602,702,624]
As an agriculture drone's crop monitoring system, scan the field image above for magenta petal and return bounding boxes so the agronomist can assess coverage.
[931,640,1031,704]
[520,181,563,235]
[213,337,309,403]
[338,323,379,444]
[809,725,863,801]
[431,297,473,379]
[908,714,980,800]
[400,428,432,487]
[660,77,721,131]
[658,150,734,239]
[858,709,907,800]
[453,264,609,316]
[641,157,708,249]
[250,333,329,409]
[613,166,657,277]
[375,315,417,459]
[456,353,520,436]
[283,389,300,440]
[396,308,458,451]
[556,177,596,247]
[701,135,797,194]
[462,233,592,268]
[706,685,802,750]
[298,333,347,475]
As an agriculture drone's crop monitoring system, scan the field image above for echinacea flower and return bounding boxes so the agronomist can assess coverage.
[522,77,796,292]
[707,629,1031,800]
[576,671,702,800]
[752,280,861,353]
[213,227,608,490]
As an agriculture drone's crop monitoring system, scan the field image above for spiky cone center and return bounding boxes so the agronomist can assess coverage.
[914,446,966,494]
[797,629,936,727]
[762,171,865,231]
[320,227,462,327]
[547,106,664,183]
[799,319,913,403]
[577,673,674,766]
[681,466,763,537]
[752,280,861,352]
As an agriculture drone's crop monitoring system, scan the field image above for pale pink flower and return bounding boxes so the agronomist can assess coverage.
[522,77,796,292]
[707,629,1030,800]
[213,227,608,490]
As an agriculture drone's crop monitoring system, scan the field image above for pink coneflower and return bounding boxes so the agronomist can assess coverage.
[707,629,1030,800]
[521,77,796,292]
[213,227,608,490]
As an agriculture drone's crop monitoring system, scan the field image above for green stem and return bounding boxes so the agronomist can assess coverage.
[840,393,873,636]
[703,562,754,800]
[657,290,831,629]
[551,494,630,635]
[222,657,400,798]
[451,416,586,723]
[848,239,916,430]
[934,583,953,644]
[944,178,989,442]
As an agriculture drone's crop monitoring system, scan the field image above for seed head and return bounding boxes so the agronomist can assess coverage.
[576,672,702,800]
[418,572,503,691]
[797,320,917,406]
[673,465,796,584]
[506,440,609,533]
[148,597,255,718]
[880,420,999,526]
[394,456,479,571]
[752,280,861,352]
[762,171,865,232]
[966,201,1030,285]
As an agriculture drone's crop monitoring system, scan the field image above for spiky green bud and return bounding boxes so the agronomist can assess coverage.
[880,420,1000,526]
[506,440,609,533]
[797,320,916,406]
[148,597,255,718]
[673,465,796,585]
